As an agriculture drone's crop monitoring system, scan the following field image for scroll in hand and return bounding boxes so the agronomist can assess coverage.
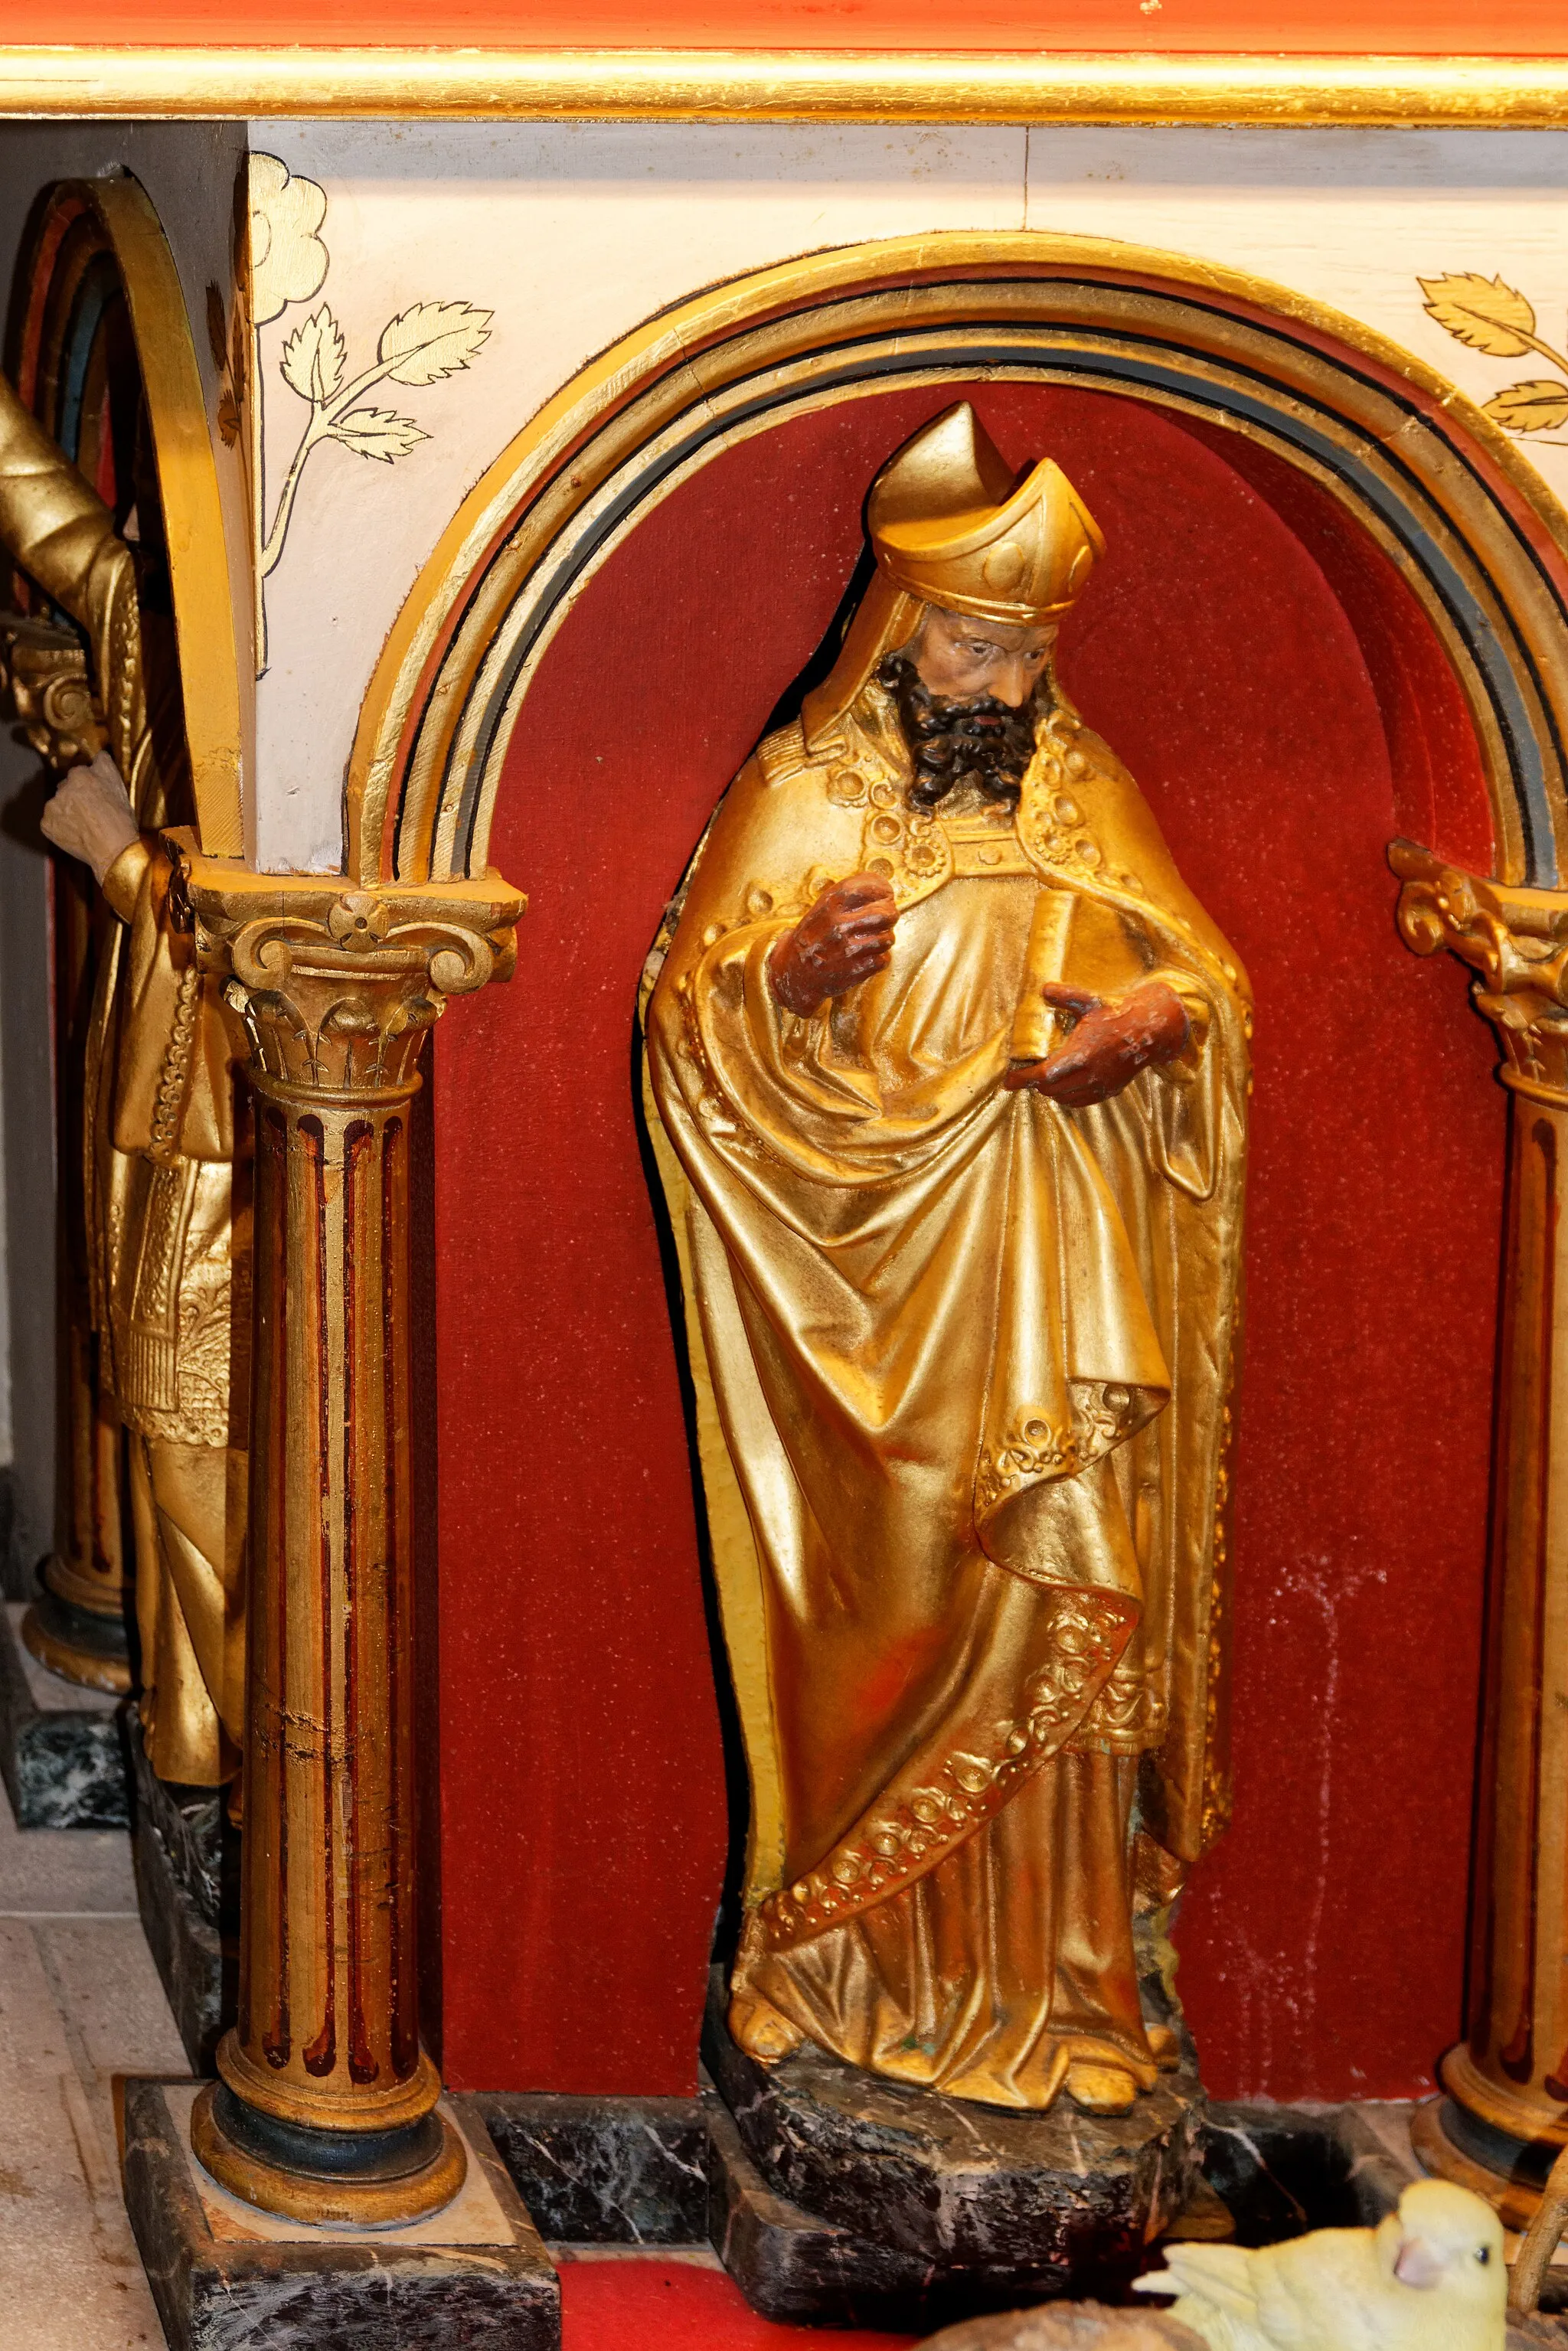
[1004,978,1190,1109]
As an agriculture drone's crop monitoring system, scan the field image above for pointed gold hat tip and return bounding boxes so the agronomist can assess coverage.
[867,403,1106,628]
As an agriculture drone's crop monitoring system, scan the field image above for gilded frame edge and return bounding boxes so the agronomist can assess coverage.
[42,176,245,856]
[2,47,1568,126]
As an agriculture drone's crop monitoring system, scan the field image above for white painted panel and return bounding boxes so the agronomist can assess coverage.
[247,119,1030,870]
[1025,126,1568,491]
[247,120,1568,875]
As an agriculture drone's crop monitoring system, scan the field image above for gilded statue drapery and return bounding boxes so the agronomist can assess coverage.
[0,376,246,1784]
[645,407,1249,2114]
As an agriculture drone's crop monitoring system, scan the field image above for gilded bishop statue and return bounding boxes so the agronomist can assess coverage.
[645,405,1250,2117]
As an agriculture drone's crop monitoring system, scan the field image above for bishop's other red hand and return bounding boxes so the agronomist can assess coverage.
[1003,979,1190,1109]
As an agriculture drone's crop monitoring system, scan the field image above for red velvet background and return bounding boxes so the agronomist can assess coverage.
[433,383,1504,2101]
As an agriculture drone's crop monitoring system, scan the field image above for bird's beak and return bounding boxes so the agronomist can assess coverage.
[1393,2235,1445,2289]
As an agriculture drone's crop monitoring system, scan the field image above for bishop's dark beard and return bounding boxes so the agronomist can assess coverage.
[878,651,1041,815]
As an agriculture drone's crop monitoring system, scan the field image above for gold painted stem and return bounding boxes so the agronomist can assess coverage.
[178,844,523,2220]
[1394,841,1568,2218]
[3,47,1568,125]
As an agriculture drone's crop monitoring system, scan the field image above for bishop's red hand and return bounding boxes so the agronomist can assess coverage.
[1004,979,1190,1109]
[769,873,899,1016]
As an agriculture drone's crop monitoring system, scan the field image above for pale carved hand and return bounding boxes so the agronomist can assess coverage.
[769,873,898,1015]
[1004,979,1190,1109]
[39,750,138,885]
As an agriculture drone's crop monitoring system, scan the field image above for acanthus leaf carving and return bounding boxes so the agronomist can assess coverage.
[179,844,524,1100]
[1390,837,1568,1097]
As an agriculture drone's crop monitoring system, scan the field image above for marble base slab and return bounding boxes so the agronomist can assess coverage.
[706,2076,972,2330]
[126,1713,231,2071]
[1204,2098,1413,2242]
[0,1600,128,1828]
[474,2088,710,2243]
[123,2080,560,2350]
[702,1972,1203,2296]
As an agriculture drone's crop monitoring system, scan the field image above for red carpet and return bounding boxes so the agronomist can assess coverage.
[558,2258,920,2347]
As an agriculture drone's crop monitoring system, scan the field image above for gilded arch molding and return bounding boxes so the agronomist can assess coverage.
[15,175,243,856]
[348,230,1568,893]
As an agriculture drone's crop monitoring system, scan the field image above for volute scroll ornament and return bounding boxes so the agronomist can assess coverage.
[178,853,524,1096]
[1392,837,1568,1099]
[0,612,109,772]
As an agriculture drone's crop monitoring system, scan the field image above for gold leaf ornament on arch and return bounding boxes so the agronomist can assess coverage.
[1419,268,1568,439]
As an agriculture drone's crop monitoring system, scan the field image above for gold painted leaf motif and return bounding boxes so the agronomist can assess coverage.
[377,301,493,386]
[281,306,347,404]
[1418,272,1539,357]
[1483,379,1568,433]
[333,407,430,462]
[248,154,328,328]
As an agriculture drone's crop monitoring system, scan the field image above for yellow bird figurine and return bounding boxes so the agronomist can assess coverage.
[1134,2178,1507,2351]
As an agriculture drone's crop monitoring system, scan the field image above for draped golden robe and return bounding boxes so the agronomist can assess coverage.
[646,669,1249,2109]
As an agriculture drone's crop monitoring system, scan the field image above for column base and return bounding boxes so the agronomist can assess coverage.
[126,2082,559,2349]
[0,1598,128,1828]
[191,2080,468,2229]
[1412,2088,1561,2232]
[22,1577,132,1695]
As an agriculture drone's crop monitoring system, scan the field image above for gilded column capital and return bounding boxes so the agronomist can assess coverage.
[1391,838,1568,1104]
[0,612,109,771]
[175,837,524,1099]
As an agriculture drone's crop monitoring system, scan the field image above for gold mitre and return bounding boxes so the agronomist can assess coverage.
[867,403,1105,626]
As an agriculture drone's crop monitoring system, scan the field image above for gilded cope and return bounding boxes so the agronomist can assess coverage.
[646,407,1250,2116]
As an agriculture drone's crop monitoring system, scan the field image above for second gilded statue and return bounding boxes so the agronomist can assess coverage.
[646,404,1250,2120]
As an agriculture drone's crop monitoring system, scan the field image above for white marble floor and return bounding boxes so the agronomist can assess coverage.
[0,1770,186,2346]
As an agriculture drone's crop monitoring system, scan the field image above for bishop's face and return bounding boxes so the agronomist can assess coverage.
[910,603,1057,709]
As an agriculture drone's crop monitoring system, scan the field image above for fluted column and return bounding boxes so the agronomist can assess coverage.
[1395,841,1568,2225]
[178,844,523,2227]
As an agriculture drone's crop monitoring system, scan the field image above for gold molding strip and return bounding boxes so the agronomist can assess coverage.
[79,178,245,857]
[4,47,1568,126]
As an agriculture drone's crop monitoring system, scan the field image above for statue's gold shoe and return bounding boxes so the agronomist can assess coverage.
[1065,2059,1141,2115]
[729,1989,805,2065]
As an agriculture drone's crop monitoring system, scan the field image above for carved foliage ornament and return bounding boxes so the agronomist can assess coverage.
[177,848,524,1098]
[1391,838,1568,1098]
[0,613,109,770]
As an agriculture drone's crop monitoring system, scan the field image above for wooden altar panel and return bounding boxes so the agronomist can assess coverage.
[430,380,1501,2101]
